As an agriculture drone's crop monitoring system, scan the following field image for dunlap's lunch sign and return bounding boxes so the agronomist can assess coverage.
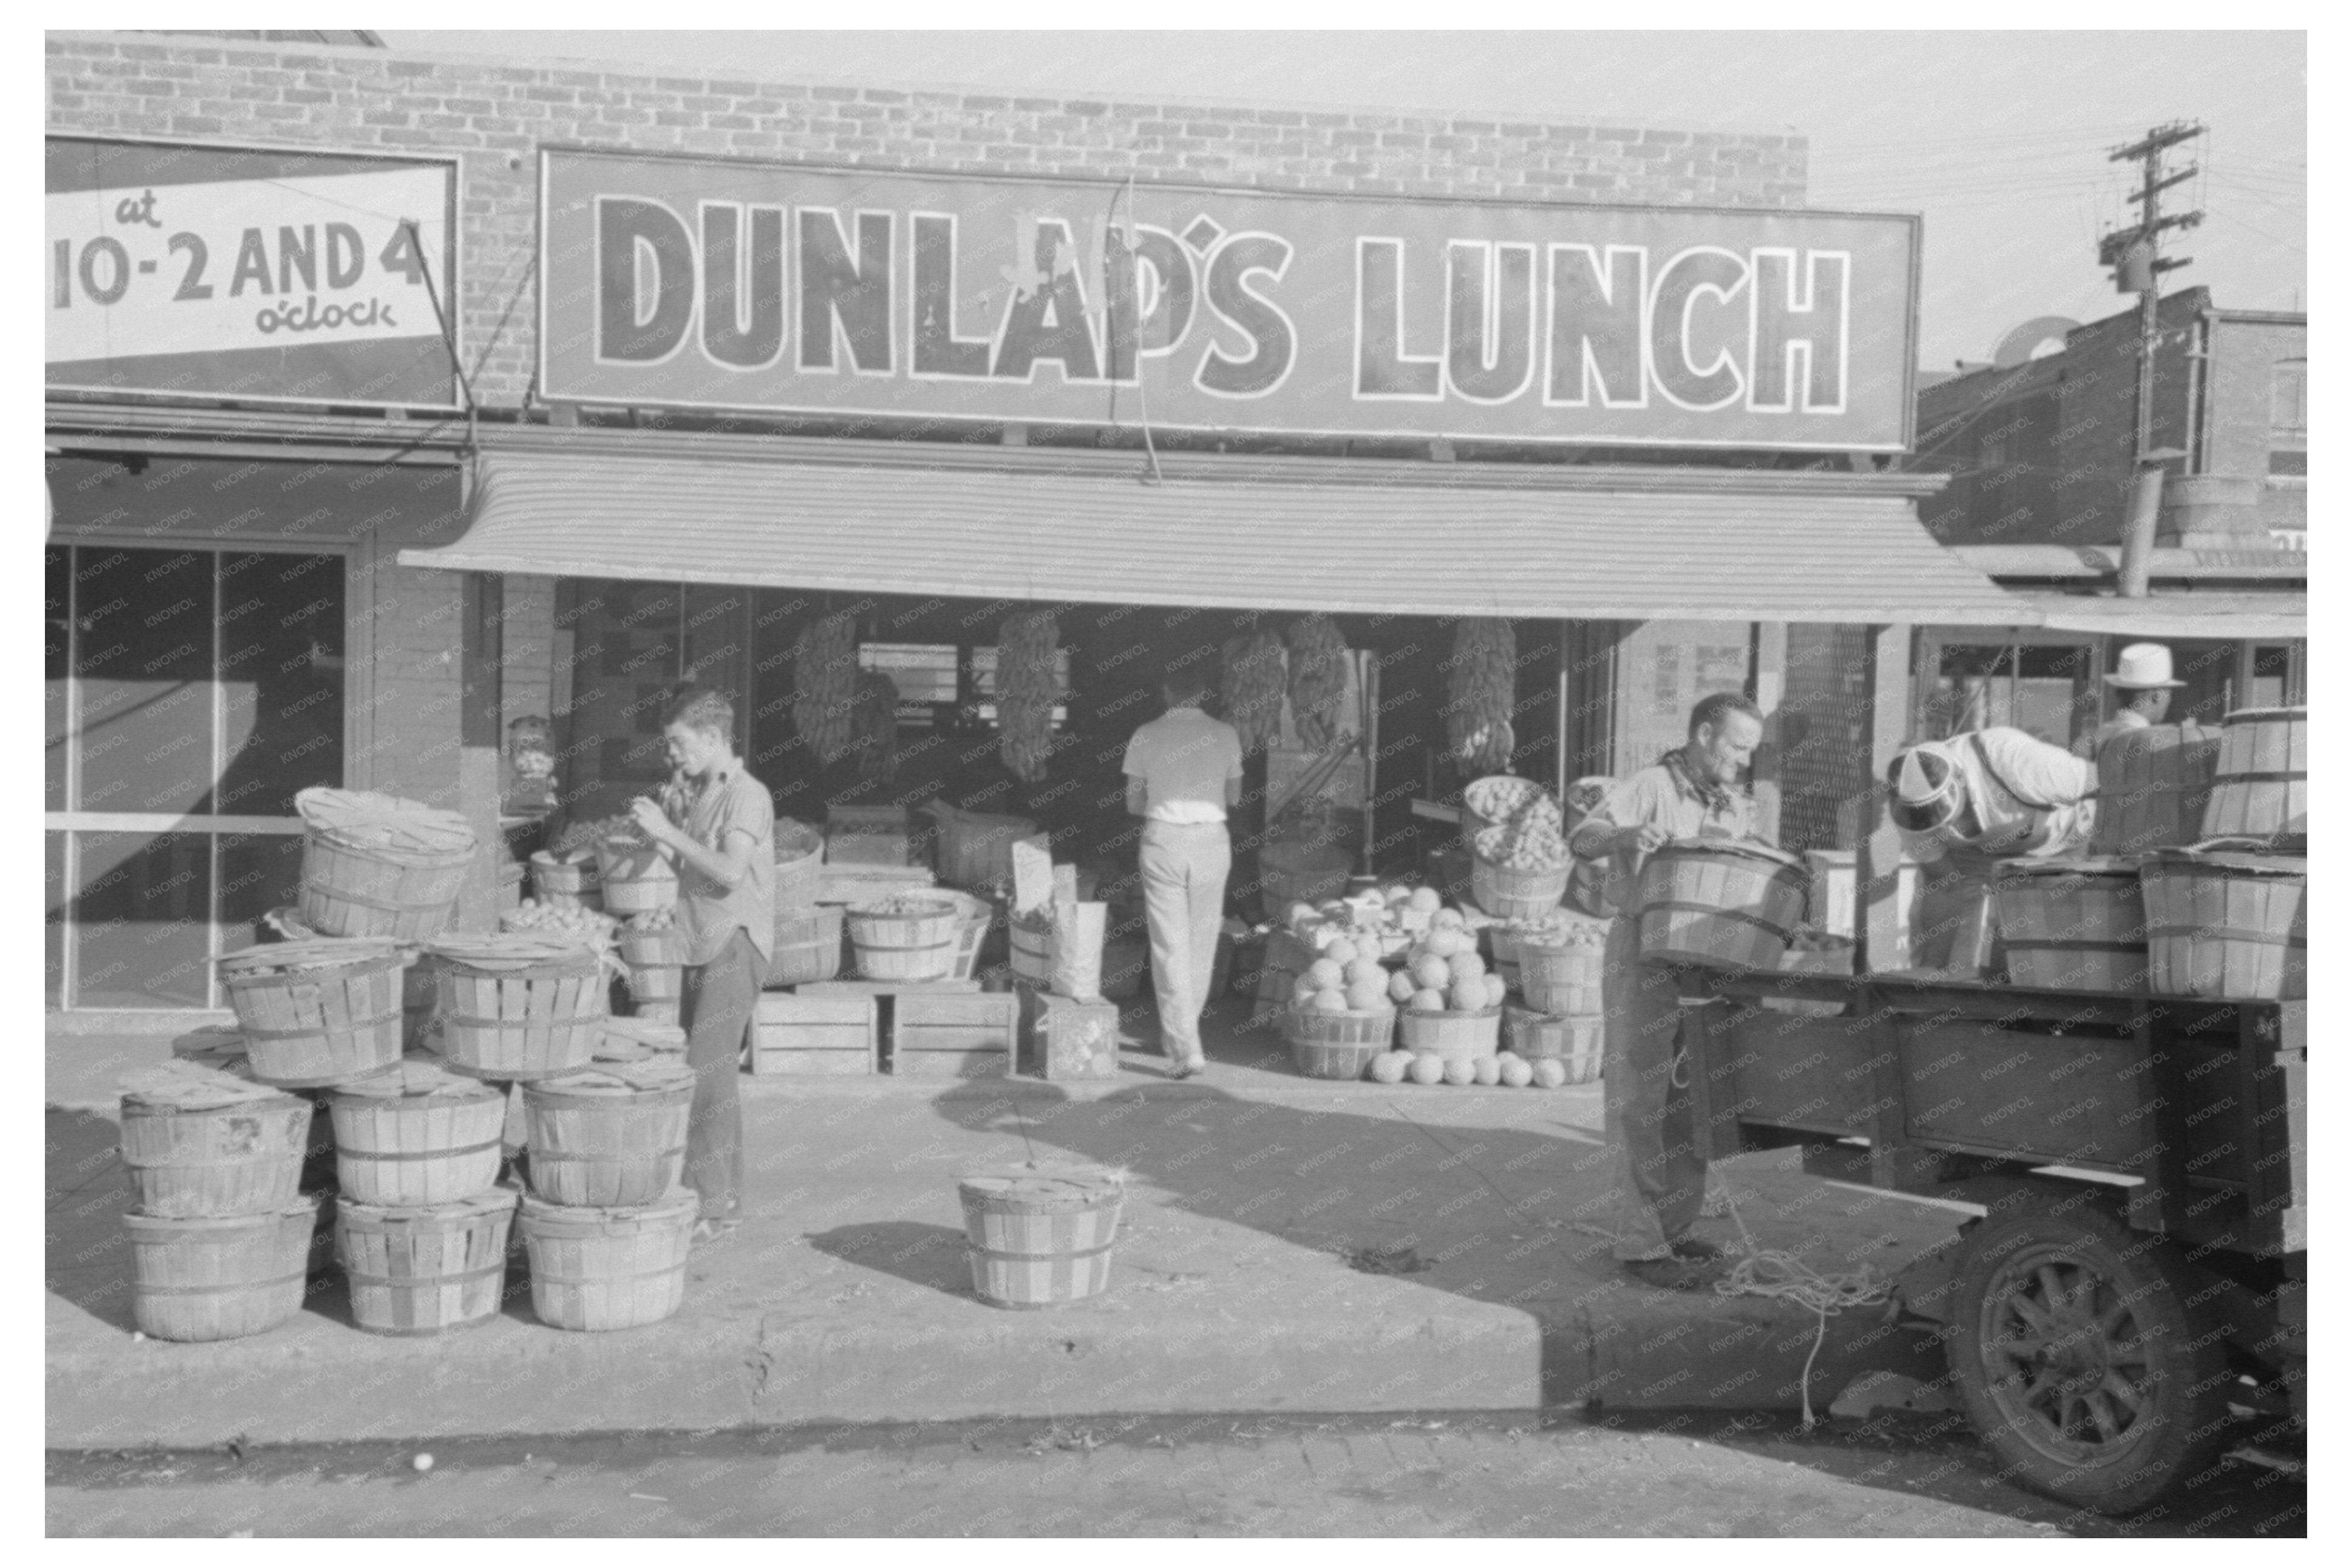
[46,137,459,410]
[542,148,1917,450]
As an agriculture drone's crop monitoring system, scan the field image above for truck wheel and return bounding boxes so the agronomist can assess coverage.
[1947,1198,2230,1515]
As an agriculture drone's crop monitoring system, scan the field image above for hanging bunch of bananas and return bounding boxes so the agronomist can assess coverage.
[996,609,1060,782]
[1446,618,1516,775]
[1221,627,1287,754]
[791,613,861,764]
[1284,615,1349,751]
[850,670,901,785]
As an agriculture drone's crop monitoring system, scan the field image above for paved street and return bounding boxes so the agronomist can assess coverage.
[48,1411,2303,1538]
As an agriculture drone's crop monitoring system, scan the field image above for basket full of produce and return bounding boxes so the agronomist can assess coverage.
[1464,775,1571,919]
[845,893,966,982]
[1280,939,1397,1078]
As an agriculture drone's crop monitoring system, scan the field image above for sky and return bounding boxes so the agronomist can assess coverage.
[387,29,2305,372]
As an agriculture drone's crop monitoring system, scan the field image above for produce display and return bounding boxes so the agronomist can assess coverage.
[625,907,677,933]
[502,899,619,944]
[1284,615,1349,750]
[1501,909,1609,950]
[550,816,644,858]
[996,610,1060,783]
[1283,882,1443,960]
[791,613,861,765]
[862,893,959,918]
[1467,775,1571,872]
[1463,774,1556,828]
[1363,1048,1563,1088]
[1445,619,1516,774]
[1396,916,1508,1013]
[1220,629,1287,754]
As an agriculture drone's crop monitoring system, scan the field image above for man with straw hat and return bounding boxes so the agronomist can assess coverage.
[1886,726,2095,971]
[2075,641,2187,758]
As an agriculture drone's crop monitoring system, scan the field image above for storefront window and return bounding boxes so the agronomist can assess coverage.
[45,542,344,1009]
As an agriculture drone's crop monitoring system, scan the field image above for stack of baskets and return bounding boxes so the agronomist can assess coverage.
[1502,922,1607,1084]
[329,1057,520,1336]
[1991,706,2306,1001]
[615,906,687,1026]
[1462,775,1572,921]
[117,1058,321,1343]
[513,1055,700,1331]
[528,848,601,910]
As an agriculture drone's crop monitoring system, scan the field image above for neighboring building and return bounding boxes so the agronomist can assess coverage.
[1914,285,2307,550]
[47,31,2019,1012]
[1895,287,2305,757]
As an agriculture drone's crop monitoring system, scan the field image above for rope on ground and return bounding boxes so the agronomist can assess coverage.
[1711,1188,1892,1431]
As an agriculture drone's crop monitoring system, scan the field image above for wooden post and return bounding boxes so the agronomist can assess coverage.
[1858,623,1912,974]
[1750,621,1788,847]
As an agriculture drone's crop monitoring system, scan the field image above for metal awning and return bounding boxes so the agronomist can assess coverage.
[401,450,2034,625]
[2009,591,2306,641]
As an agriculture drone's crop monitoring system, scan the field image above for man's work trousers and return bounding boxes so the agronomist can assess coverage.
[1139,820,1231,1068]
[1600,912,1707,1261]
[680,928,766,1224]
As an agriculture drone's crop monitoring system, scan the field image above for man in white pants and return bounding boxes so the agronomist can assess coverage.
[1124,664,1242,1079]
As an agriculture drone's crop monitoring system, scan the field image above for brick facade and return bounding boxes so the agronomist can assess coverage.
[1915,287,2306,547]
[46,30,1807,414]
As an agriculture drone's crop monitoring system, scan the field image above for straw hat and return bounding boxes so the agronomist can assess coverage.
[1886,746,1963,833]
[2104,643,2185,690]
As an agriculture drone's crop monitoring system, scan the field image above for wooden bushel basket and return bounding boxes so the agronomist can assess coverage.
[774,823,825,913]
[1992,859,2149,993]
[1516,939,1605,1016]
[426,936,610,1083]
[335,1187,518,1337]
[328,1057,508,1207]
[1396,1005,1503,1059]
[118,1062,312,1219]
[517,1189,697,1331]
[520,1059,694,1208]
[1470,857,1570,922]
[596,841,678,915]
[2139,842,2306,1000]
[294,787,476,942]
[216,939,408,1089]
[2201,707,2306,848]
[768,905,847,987]
[846,896,964,983]
[1009,916,1054,987]
[1281,1005,1396,1079]
[958,1163,1125,1310]
[2090,722,2220,857]
[529,852,601,909]
[122,1196,320,1342]
[1503,1007,1603,1083]
[1637,839,1810,971]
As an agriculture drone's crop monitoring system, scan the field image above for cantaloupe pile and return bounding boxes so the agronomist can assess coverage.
[1396,911,1508,1014]
[1368,1049,1567,1088]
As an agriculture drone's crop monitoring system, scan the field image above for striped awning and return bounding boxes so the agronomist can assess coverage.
[401,450,2032,625]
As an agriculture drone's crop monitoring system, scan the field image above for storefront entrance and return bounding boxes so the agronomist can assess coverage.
[45,543,346,1009]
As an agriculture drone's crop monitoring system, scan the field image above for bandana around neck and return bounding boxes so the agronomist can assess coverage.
[1662,747,1735,817]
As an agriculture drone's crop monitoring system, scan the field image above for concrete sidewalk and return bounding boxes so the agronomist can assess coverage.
[47,999,1963,1450]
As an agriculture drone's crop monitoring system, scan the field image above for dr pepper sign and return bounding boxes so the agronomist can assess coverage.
[47,138,458,409]
[541,149,1918,449]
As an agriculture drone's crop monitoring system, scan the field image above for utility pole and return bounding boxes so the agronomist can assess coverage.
[2100,121,2204,598]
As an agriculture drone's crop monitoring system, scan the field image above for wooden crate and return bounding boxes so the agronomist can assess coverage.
[892,991,1017,1079]
[800,978,981,998]
[751,993,878,1077]
[1015,983,1122,1081]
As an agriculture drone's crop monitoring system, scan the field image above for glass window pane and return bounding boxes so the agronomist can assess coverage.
[47,548,71,813]
[217,833,306,958]
[72,831,213,1009]
[75,548,214,816]
[46,833,67,1009]
[215,552,344,816]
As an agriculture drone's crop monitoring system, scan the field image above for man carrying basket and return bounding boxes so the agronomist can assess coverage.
[628,688,776,1244]
[1568,692,1766,1289]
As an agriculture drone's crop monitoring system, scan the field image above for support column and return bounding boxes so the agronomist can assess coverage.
[1750,620,1788,847]
[1858,622,1913,973]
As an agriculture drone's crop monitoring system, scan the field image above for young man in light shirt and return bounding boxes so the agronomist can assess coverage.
[1123,663,1244,1079]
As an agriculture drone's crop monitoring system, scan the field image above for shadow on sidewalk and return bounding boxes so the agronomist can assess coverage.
[924,1074,1626,1408]
[805,1221,975,1301]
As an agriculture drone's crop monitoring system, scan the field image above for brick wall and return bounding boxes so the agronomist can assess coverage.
[2206,316,2308,533]
[46,30,1807,412]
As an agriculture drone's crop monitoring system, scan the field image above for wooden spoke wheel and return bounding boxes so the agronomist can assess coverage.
[1947,1198,2229,1515]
